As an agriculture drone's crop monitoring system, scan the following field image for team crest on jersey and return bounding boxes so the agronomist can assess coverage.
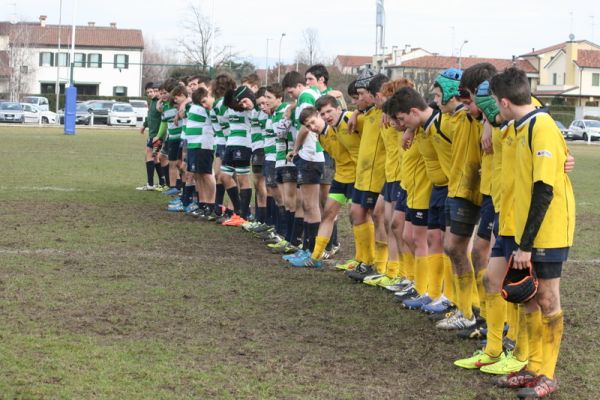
[536,150,552,158]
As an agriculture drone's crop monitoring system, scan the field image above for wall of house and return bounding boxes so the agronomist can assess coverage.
[29,46,143,96]
[579,68,600,97]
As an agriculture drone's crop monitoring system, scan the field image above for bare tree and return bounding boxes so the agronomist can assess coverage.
[142,37,174,86]
[1,23,35,100]
[295,28,320,67]
[177,2,232,70]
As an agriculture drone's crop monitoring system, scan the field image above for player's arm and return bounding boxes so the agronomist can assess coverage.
[288,125,309,160]
[481,119,493,154]
[154,121,167,142]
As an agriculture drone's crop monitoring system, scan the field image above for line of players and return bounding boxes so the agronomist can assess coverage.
[138,63,575,399]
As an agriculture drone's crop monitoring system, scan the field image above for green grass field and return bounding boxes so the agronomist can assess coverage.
[0,126,598,399]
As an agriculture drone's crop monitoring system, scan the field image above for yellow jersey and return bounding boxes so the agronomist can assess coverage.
[423,109,453,184]
[320,111,358,184]
[355,107,387,193]
[446,105,482,206]
[404,133,432,209]
[490,126,503,213]
[514,109,575,248]
[382,124,403,183]
[417,128,448,186]
[480,126,493,196]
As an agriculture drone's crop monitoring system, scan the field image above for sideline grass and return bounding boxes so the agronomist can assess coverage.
[0,126,598,399]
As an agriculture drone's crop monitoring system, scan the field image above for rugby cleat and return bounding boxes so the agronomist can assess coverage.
[335,259,359,271]
[222,214,247,227]
[289,256,323,268]
[453,350,505,370]
[480,351,528,375]
[496,370,538,389]
[346,263,376,282]
[136,183,156,191]
[421,296,453,314]
[516,375,557,398]
[163,187,180,195]
[362,274,386,286]
[435,311,477,330]
[393,283,417,301]
[402,294,432,310]
[384,278,412,292]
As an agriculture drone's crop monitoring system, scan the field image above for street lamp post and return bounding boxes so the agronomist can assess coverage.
[458,40,468,70]
[278,32,286,82]
[265,38,272,85]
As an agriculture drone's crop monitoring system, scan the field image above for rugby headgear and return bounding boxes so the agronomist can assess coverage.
[355,68,377,89]
[224,85,256,112]
[501,256,539,304]
[434,68,463,104]
[475,80,501,126]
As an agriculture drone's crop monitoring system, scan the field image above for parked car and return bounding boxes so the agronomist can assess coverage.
[129,99,148,122]
[21,103,57,124]
[555,121,571,139]
[58,103,92,125]
[22,96,50,111]
[568,119,600,141]
[0,101,24,123]
[108,103,137,126]
[84,100,114,124]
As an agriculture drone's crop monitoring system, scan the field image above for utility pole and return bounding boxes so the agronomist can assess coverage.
[278,33,286,82]
[265,38,272,85]
[55,0,62,118]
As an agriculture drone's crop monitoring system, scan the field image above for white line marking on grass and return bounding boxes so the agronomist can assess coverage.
[0,186,83,192]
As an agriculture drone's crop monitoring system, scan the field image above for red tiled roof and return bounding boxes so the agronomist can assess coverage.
[0,22,144,49]
[335,55,372,68]
[576,49,600,68]
[397,55,538,73]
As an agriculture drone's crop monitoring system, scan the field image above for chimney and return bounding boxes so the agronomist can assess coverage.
[88,21,95,27]
[39,15,47,27]
[404,44,412,54]
[110,22,117,28]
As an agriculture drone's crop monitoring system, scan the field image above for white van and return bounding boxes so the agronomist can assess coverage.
[22,96,50,111]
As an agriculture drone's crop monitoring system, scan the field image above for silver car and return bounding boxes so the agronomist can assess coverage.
[0,101,24,123]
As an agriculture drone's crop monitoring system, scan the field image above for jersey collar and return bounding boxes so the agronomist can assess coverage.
[422,108,440,131]
[450,103,465,115]
[334,110,347,128]
[515,108,546,131]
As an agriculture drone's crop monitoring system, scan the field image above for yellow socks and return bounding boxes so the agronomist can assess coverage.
[525,310,543,375]
[427,253,444,300]
[386,259,400,279]
[404,252,415,281]
[513,304,529,362]
[442,254,456,304]
[475,269,487,319]
[456,271,475,319]
[539,312,564,379]
[374,240,389,274]
[312,235,329,260]
[484,292,507,358]
[415,255,429,295]
[353,223,375,264]
[506,302,519,343]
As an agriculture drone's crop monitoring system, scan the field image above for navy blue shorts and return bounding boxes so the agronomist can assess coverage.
[491,235,518,261]
[277,166,297,184]
[329,180,354,199]
[445,197,481,237]
[492,213,499,239]
[263,160,278,187]
[294,155,323,185]
[187,148,214,174]
[383,181,400,203]
[167,139,181,161]
[428,185,447,230]
[352,188,379,209]
[224,146,252,169]
[146,138,154,149]
[215,144,226,160]
[251,149,265,174]
[532,248,569,279]
[477,195,495,241]
[320,152,335,185]
[407,208,429,226]
[395,186,408,212]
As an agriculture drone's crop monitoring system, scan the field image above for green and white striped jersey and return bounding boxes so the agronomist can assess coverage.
[265,102,289,162]
[250,109,268,152]
[294,87,324,162]
[223,108,252,148]
[185,104,214,150]
[162,102,183,142]
[212,97,227,147]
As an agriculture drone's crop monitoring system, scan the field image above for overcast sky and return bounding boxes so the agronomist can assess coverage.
[5,0,599,68]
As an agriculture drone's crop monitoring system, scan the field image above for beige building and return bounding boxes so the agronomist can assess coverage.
[521,40,600,106]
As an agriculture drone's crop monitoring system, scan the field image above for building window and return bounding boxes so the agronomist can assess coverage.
[113,86,128,96]
[552,73,557,85]
[87,53,102,68]
[55,52,69,67]
[114,54,129,69]
[593,73,600,87]
[39,52,53,66]
[74,53,86,67]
